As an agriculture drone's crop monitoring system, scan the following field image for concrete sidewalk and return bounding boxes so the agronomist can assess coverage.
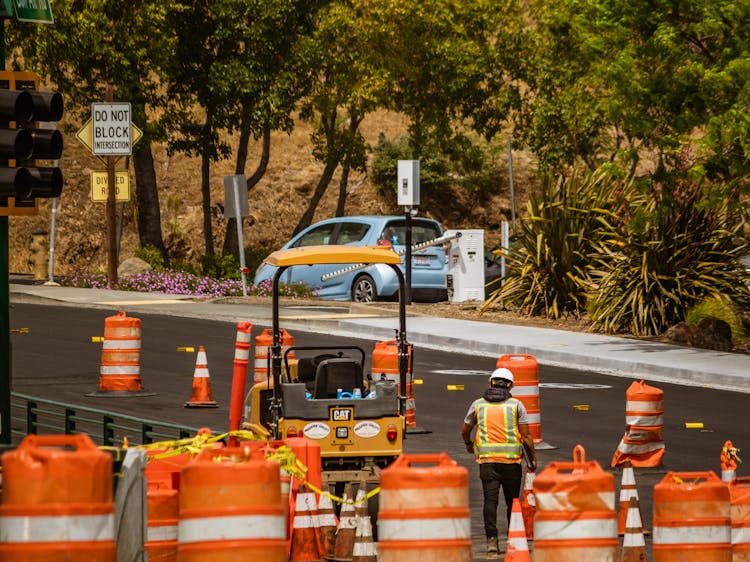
[10,282,750,393]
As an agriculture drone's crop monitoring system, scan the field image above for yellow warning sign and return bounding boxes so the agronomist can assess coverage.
[91,171,131,202]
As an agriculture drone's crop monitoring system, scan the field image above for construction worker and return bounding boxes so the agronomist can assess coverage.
[461,367,536,560]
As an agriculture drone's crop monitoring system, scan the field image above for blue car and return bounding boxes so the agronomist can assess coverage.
[254,216,448,302]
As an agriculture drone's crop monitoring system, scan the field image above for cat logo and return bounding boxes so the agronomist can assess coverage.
[330,408,353,422]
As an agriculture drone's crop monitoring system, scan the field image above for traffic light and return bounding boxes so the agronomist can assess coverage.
[0,71,64,216]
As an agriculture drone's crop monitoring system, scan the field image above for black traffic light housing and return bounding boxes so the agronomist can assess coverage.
[0,72,64,215]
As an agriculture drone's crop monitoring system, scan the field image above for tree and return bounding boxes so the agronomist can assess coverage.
[9,0,175,262]
[219,0,323,256]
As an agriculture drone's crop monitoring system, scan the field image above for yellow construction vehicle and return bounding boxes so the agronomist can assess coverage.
[243,245,410,492]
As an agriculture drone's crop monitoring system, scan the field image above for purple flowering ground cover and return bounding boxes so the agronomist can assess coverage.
[59,271,315,299]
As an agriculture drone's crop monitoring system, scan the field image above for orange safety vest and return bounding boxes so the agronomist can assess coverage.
[474,398,522,462]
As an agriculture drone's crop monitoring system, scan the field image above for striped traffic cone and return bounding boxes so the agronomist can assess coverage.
[620,497,647,562]
[290,485,323,562]
[352,482,376,562]
[317,492,337,558]
[617,461,645,535]
[184,346,218,407]
[329,483,357,561]
[505,498,531,561]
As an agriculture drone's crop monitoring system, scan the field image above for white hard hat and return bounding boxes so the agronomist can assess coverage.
[489,367,514,384]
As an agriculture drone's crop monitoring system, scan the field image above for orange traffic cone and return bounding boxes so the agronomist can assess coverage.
[290,485,323,562]
[520,471,535,540]
[617,461,645,535]
[317,492,337,558]
[329,483,357,561]
[620,497,647,562]
[352,482,376,562]
[184,346,218,407]
[505,498,531,561]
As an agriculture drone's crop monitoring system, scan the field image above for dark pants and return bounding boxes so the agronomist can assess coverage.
[479,461,523,539]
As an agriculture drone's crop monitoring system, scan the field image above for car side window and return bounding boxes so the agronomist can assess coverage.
[336,223,370,245]
[292,224,336,247]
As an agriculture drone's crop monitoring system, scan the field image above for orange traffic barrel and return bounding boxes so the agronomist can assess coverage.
[89,311,155,397]
[533,444,617,561]
[653,471,730,561]
[145,482,179,561]
[0,433,115,561]
[377,453,471,562]
[611,379,664,467]
[730,476,750,560]
[496,354,542,443]
[373,340,416,427]
[254,328,295,384]
[177,446,287,561]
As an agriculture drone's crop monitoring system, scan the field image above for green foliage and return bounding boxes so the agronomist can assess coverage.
[135,245,166,271]
[200,253,241,280]
[586,167,750,336]
[482,168,614,318]
[245,246,273,279]
[686,295,746,344]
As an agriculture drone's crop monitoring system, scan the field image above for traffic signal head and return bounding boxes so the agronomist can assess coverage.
[0,73,64,212]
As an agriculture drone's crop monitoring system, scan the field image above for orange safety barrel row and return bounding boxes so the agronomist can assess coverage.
[533,444,617,562]
[378,453,471,562]
[0,434,116,562]
[730,476,750,560]
[254,328,295,384]
[373,340,416,427]
[612,379,665,468]
[496,354,542,443]
[653,471,731,561]
[178,446,287,562]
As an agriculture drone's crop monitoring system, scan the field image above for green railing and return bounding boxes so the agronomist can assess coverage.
[10,392,200,447]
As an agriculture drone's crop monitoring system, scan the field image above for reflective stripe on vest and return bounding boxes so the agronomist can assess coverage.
[475,399,522,460]
[0,514,115,542]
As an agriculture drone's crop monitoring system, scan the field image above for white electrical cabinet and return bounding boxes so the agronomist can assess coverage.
[397,160,420,206]
[445,229,485,303]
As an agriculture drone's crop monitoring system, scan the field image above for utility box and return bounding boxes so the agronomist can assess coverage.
[397,160,420,206]
[445,229,485,302]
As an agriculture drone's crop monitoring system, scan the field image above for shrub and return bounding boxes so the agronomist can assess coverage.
[482,167,613,318]
[135,245,165,270]
[686,295,746,344]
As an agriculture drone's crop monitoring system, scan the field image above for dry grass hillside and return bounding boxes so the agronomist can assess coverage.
[8,111,538,276]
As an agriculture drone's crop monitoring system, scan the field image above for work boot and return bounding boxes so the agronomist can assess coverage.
[486,536,499,559]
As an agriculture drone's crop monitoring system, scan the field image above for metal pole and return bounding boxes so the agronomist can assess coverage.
[46,197,58,284]
[501,220,509,283]
[405,209,412,305]
[0,19,11,444]
[507,136,516,233]
[232,176,247,296]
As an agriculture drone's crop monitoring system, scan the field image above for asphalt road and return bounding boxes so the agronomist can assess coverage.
[9,302,750,558]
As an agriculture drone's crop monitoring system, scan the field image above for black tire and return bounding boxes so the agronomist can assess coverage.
[351,274,377,303]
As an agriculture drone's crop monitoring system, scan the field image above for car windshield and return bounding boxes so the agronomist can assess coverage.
[379,220,441,246]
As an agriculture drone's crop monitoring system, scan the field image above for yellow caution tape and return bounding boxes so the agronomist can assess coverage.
[91,336,104,342]
[685,422,704,429]
[447,384,464,391]
[414,379,423,385]
[177,346,196,353]
[10,328,29,334]
[573,404,589,411]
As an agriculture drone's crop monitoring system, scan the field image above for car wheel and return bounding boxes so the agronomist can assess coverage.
[352,274,377,303]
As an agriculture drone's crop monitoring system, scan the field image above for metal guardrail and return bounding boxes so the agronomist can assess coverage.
[10,392,200,447]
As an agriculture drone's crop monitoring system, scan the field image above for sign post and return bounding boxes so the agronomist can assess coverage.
[91,96,131,287]
[223,175,249,296]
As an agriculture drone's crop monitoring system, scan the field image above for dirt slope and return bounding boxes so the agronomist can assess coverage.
[8,111,536,276]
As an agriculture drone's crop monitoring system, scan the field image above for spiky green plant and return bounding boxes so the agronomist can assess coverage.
[482,167,614,318]
[686,295,746,344]
[587,172,750,335]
